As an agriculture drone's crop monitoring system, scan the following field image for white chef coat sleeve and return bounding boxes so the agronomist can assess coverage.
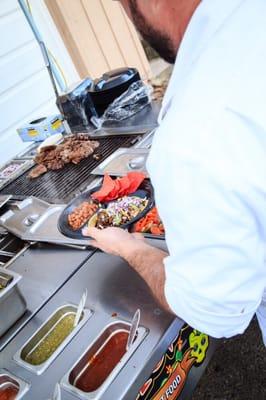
[149,106,266,339]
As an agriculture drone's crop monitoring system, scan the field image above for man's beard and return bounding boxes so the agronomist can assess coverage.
[129,0,176,64]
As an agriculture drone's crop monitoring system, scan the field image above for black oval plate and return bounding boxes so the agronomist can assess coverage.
[58,179,154,239]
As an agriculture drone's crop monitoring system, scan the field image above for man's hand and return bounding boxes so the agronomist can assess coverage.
[83,226,172,313]
[82,226,145,257]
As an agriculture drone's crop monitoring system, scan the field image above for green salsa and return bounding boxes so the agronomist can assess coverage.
[25,314,75,365]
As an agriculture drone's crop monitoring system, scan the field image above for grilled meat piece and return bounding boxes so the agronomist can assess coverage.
[30,136,100,178]
[60,149,72,163]
[28,164,47,179]
[46,160,64,170]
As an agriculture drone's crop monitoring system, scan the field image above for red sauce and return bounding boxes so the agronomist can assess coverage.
[0,386,19,400]
[75,331,128,392]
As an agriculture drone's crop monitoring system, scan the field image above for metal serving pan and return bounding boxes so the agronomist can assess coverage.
[90,147,149,177]
[0,267,26,337]
[0,369,30,399]
[61,319,148,400]
[13,304,92,376]
[0,198,90,247]
[0,197,50,237]
[57,179,154,240]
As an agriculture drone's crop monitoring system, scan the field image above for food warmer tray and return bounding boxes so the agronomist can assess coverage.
[0,197,92,246]
[58,179,154,240]
[0,159,34,191]
[90,147,149,177]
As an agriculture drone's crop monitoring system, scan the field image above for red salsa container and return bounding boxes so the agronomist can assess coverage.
[0,376,19,400]
[70,328,129,392]
[0,370,29,400]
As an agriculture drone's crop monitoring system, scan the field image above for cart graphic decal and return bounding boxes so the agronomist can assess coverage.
[136,325,209,400]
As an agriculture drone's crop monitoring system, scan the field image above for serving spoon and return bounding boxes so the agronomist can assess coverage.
[51,383,61,400]
[74,289,87,328]
[126,309,141,351]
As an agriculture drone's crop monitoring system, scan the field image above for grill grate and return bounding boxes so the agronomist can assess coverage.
[1,136,139,204]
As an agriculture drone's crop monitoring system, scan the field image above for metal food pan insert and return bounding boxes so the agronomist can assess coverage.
[61,320,148,399]
[13,304,92,375]
[0,369,30,399]
[0,267,26,338]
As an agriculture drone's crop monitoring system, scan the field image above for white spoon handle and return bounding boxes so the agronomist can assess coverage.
[74,289,87,327]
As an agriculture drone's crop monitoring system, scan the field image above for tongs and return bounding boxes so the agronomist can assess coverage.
[126,309,140,351]
[74,289,87,327]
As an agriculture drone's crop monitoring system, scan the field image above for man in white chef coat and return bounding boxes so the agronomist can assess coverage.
[87,0,266,344]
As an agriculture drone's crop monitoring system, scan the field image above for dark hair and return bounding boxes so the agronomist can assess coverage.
[127,0,176,63]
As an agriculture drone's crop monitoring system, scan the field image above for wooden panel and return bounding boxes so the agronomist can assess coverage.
[101,0,151,78]
[44,0,89,78]
[45,0,151,79]
[82,0,126,70]
[123,10,152,78]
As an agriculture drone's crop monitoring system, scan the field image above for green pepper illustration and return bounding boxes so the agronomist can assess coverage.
[188,330,209,364]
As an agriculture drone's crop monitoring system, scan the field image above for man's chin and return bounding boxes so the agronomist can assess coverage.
[146,42,176,64]
[140,32,176,64]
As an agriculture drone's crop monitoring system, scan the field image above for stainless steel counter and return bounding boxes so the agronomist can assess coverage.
[0,244,170,398]
[0,242,94,350]
[0,240,216,400]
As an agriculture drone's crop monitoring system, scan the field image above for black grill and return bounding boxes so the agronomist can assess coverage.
[1,136,139,204]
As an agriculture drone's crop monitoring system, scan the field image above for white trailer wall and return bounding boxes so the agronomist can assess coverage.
[0,0,78,166]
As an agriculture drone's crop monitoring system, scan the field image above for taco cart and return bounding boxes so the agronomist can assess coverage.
[0,129,216,400]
